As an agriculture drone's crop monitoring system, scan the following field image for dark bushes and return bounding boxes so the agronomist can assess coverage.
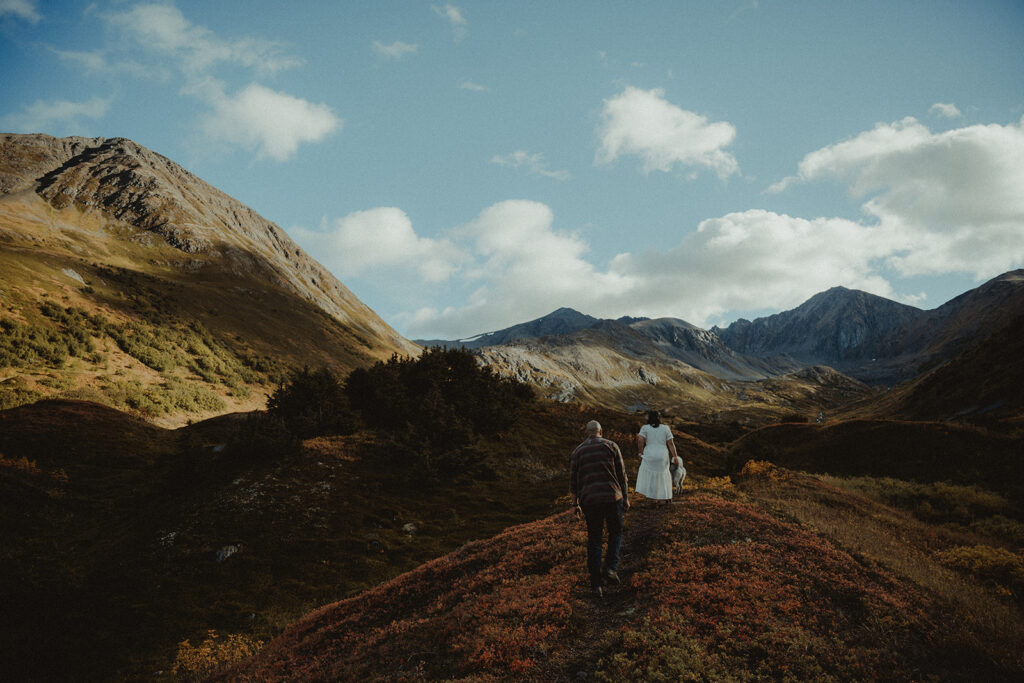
[266,348,534,478]
[266,367,357,439]
[345,347,534,451]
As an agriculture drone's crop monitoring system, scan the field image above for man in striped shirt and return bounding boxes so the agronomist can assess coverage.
[570,420,630,598]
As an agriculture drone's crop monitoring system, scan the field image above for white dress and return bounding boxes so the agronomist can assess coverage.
[635,423,673,499]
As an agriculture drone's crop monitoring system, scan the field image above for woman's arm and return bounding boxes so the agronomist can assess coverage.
[668,438,679,465]
[637,435,646,455]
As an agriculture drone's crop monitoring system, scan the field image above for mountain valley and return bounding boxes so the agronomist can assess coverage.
[1,134,1022,681]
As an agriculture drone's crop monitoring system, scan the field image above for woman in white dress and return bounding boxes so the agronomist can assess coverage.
[634,410,680,504]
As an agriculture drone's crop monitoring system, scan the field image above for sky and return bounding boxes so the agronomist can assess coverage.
[2,0,1023,340]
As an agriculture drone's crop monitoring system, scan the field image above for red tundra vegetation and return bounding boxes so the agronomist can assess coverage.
[225,478,1022,681]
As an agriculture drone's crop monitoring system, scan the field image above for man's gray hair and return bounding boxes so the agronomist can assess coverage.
[585,420,602,435]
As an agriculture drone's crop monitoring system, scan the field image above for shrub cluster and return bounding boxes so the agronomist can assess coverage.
[171,630,263,681]
[345,347,534,450]
[935,545,1024,603]
[0,315,92,368]
[102,377,225,417]
[265,348,534,478]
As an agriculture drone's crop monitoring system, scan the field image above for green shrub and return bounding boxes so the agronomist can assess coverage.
[935,545,1024,601]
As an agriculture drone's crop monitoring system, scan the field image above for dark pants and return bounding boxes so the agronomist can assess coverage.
[581,500,623,588]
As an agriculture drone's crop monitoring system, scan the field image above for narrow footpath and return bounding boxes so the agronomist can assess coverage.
[547,499,677,681]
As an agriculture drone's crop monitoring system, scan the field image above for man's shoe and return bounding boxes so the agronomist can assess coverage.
[591,586,603,598]
[603,569,621,585]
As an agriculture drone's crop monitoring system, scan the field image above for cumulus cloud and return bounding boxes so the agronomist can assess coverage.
[596,86,739,179]
[2,96,112,133]
[198,83,340,161]
[373,40,418,60]
[108,3,303,76]
[306,115,1024,340]
[491,150,571,181]
[433,3,467,40]
[930,102,962,119]
[0,0,40,23]
[398,203,899,338]
[772,116,1024,278]
[291,207,465,283]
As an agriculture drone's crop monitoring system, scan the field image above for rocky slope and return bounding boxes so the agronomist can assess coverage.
[0,133,416,422]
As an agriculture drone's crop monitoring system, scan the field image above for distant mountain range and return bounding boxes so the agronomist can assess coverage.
[417,270,1024,419]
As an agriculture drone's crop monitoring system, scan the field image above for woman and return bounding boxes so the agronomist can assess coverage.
[634,410,679,504]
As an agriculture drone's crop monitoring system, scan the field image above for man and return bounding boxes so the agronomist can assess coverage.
[569,420,630,598]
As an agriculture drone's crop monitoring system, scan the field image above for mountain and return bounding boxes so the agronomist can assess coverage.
[850,311,1024,422]
[440,273,1024,413]
[898,270,1024,374]
[0,133,416,423]
[713,272,1024,385]
[422,307,866,420]
[712,286,924,383]
[421,308,797,381]
[415,307,600,349]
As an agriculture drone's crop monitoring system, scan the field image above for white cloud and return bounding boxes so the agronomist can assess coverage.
[199,83,340,161]
[2,96,112,134]
[108,3,303,76]
[491,150,571,181]
[930,102,962,119]
[49,47,163,79]
[400,203,900,338]
[774,116,1024,278]
[596,86,739,179]
[291,207,465,283]
[433,3,467,40]
[373,40,418,60]
[459,81,488,92]
[0,0,40,23]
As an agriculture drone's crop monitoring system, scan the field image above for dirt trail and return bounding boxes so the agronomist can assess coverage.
[547,500,676,681]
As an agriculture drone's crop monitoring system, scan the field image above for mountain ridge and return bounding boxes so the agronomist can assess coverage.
[421,271,1024,400]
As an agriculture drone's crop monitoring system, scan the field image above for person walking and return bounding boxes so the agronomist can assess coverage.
[634,410,679,504]
[570,420,630,598]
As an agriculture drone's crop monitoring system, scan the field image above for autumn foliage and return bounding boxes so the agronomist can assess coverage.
[225,491,1022,681]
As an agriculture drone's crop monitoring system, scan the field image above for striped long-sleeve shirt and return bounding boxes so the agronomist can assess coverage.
[570,436,628,506]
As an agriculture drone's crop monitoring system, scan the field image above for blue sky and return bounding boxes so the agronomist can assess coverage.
[3,1,1023,340]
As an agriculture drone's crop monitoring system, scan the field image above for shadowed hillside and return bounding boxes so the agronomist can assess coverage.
[725,419,1024,498]
[0,397,648,680]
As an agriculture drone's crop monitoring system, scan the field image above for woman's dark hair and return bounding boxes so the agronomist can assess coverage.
[647,410,661,427]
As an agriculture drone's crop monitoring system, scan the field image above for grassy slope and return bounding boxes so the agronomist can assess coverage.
[227,478,1023,681]
[0,195,405,426]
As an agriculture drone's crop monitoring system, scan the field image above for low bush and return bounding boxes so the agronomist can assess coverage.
[171,630,263,682]
[935,545,1024,602]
